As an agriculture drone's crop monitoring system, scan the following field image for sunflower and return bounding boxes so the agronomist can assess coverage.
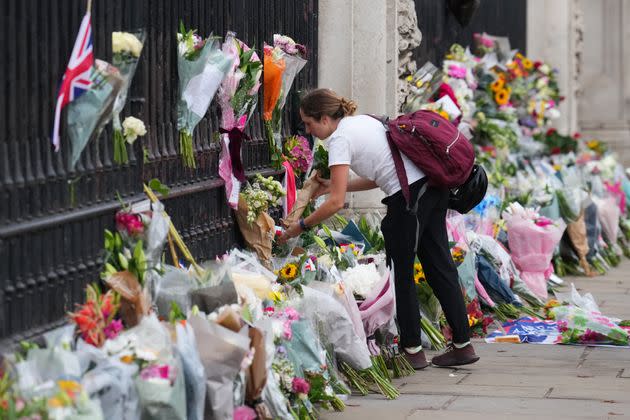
[522,58,533,70]
[490,78,504,92]
[278,263,298,281]
[494,89,510,106]
[414,263,425,284]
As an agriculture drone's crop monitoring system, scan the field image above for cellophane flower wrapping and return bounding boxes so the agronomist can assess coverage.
[502,203,566,300]
[294,284,372,370]
[552,306,629,346]
[68,59,123,169]
[188,314,250,420]
[175,322,206,420]
[218,32,262,208]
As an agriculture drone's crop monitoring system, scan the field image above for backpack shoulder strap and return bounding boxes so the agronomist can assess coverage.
[368,115,411,206]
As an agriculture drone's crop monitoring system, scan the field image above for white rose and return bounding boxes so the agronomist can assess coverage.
[112,32,127,54]
[123,32,143,57]
[122,116,147,144]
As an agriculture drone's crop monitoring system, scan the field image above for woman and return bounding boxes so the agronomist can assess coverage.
[280,88,479,368]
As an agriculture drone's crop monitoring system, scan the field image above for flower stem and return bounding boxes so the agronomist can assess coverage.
[113,129,128,165]
[179,130,196,169]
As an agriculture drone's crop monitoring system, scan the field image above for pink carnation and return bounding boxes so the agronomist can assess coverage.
[291,377,310,395]
[104,319,123,340]
[447,64,467,79]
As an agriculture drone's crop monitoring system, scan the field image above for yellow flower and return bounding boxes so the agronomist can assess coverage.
[495,89,510,106]
[120,354,135,364]
[406,75,413,82]
[279,263,298,281]
[58,380,81,394]
[437,110,450,120]
[415,80,423,88]
[553,164,562,172]
[490,79,504,92]
[468,315,479,327]
[48,397,64,408]
[515,52,525,61]
[413,263,425,284]
[268,291,286,302]
[587,140,600,150]
[522,58,533,70]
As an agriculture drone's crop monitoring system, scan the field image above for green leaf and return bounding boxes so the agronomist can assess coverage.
[148,178,170,197]
[169,301,186,323]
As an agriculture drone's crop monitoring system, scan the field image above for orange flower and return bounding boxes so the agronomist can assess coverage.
[490,79,504,92]
[495,89,510,106]
[263,47,286,121]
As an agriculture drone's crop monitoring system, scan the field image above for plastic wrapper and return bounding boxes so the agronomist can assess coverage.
[457,250,477,300]
[145,201,170,268]
[227,249,276,300]
[188,314,250,420]
[80,348,140,420]
[554,283,600,314]
[583,201,601,259]
[17,346,82,398]
[593,196,621,243]
[68,59,123,169]
[255,318,292,420]
[135,354,187,420]
[189,282,239,315]
[358,270,396,356]
[154,265,198,318]
[476,255,519,305]
[565,211,591,273]
[175,322,206,420]
[552,306,629,346]
[283,319,328,378]
[294,284,372,370]
[503,206,566,300]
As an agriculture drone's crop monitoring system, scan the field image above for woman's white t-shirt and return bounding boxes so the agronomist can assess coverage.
[327,115,425,197]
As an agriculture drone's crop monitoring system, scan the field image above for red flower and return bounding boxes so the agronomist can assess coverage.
[533,61,542,69]
[115,211,144,236]
[573,132,581,140]
[550,147,561,155]
[546,128,557,136]
[291,377,310,395]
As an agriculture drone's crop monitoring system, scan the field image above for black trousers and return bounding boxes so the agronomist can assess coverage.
[381,179,470,347]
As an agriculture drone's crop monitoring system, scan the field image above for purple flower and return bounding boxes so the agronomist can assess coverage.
[104,319,123,340]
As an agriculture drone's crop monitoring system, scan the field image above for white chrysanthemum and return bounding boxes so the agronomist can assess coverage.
[112,32,143,57]
[122,116,147,144]
[341,263,381,298]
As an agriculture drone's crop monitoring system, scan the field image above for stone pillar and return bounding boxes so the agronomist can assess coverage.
[318,0,421,212]
[527,0,581,136]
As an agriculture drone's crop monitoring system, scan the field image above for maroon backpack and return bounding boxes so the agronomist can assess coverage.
[372,111,475,208]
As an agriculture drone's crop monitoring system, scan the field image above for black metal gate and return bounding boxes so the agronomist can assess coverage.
[0,0,318,344]
[413,0,527,65]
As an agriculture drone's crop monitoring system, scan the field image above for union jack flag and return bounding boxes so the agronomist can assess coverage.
[52,12,94,151]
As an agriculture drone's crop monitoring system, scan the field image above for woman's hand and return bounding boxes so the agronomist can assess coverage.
[278,222,302,244]
[313,175,331,199]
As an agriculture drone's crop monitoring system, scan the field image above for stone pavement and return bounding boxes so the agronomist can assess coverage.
[322,261,630,420]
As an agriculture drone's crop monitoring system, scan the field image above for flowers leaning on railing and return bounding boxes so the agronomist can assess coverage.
[218,32,262,209]
[68,284,122,347]
[111,30,146,164]
[176,23,233,168]
[283,135,313,182]
[234,174,286,265]
[263,34,307,168]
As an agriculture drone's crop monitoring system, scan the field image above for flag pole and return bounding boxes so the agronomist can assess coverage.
[87,0,92,14]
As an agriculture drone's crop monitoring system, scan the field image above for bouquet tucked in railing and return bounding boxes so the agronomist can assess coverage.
[263,34,307,167]
[176,23,233,168]
[235,174,285,265]
[111,30,146,164]
[218,32,262,208]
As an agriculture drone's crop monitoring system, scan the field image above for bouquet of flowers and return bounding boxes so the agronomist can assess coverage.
[235,174,285,264]
[0,373,48,420]
[283,135,313,181]
[47,380,104,419]
[502,203,566,300]
[176,23,233,168]
[414,262,446,349]
[68,59,123,169]
[263,34,307,167]
[552,306,629,346]
[535,128,578,155]
[218,32,262,208]
[68,284,122,348]
[402,61,443,113]
[111,30,146,164]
